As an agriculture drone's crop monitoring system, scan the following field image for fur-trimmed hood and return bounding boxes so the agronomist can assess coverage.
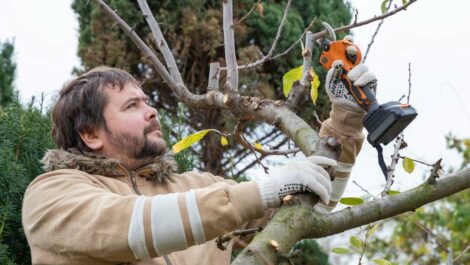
[41,148,178,182]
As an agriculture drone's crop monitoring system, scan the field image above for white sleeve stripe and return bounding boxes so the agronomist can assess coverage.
[335,162,353,173]
[151,194,188,256]
[185,191,206,244]
[330,177,349,202]
[128,196,151,260]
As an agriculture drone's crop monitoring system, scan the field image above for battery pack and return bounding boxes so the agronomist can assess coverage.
[363,101,418,146]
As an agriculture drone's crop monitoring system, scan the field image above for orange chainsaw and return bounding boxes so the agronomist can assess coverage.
[317,22,418,179]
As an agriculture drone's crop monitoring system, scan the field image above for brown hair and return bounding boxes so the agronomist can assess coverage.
[51,66,139,151]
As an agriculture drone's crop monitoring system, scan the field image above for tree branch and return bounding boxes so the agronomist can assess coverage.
[232,167,470,264]
[223,0,239,94]
[137,0,184,85]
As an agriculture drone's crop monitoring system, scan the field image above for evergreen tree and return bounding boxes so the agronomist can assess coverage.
[0,99,55,265]
[0,40,16,107]
[71,0,352,175]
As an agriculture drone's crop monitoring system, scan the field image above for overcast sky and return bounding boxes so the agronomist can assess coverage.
[0,0,469,197]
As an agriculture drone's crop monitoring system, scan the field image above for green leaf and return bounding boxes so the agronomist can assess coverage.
[381,0,389,14]
[402,0,407,5]
[331,247,351,254]
[340,197,365,206]
[387,190,401,196]
[402,157,415,173]
[173,129,215,154]
[349,236,363,249]
[366,223,380,238]
[282,65,303,98]
[372,259,392,265]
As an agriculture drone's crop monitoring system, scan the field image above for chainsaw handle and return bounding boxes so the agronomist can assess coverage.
[340,72,378,111]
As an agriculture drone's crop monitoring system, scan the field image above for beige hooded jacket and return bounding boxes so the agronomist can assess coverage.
[22,103,364,265]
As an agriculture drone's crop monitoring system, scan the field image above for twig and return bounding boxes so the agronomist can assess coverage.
[271,17,317,61]
[397,155,434,167]
[427,158,443,184]
[223,0,294,71]
[352,180,375,198]
[216,227,263,250]
[363,0,393,62]
[357,224,372,265]
[381,133,404,196]
[240,128,269,174]
[207,62,220,92]
[233,0,262,27]
[454,244,470,262]
[234,121,300,157]
[311,0,418,43]
[407,62,412,104]
[403,214,448,253]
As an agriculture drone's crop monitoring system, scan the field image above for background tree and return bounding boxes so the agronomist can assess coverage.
[71,0,352,175]
[0,40,16,107]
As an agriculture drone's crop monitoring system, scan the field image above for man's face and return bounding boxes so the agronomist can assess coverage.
[98,82,167,167]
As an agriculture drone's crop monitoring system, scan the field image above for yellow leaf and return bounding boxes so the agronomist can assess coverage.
[172,129,212,154]
[310,67,320,105]
[464,139,470,148]
[402,157,415,173]
[220,136,229,146]
[282,65,303,98]
[254,142,262,150]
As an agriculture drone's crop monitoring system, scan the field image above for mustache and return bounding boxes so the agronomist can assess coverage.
[143,120,161,134]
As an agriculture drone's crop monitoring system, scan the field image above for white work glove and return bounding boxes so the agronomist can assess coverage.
[256,156,336,209]
[324,36,378,112]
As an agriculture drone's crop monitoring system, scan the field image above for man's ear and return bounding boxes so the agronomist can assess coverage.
[79,129,103,151]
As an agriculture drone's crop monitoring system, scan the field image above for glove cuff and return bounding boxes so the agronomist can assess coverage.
[328,103,365,137]
[256,178,280,209]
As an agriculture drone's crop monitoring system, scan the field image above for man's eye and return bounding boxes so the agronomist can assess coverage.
[128,103,137,109]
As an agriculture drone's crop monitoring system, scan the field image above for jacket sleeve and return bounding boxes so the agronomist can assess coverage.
[22,169,266,262]
[316,104,365,212]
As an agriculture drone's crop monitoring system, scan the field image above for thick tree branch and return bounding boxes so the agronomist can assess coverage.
[233,167,470,264]
[137,0,184,85]
[223,0,239,94]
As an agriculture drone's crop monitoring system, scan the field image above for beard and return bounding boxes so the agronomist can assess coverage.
[107,121,167,167]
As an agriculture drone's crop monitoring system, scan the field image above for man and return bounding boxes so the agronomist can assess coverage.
[22,58,376,264]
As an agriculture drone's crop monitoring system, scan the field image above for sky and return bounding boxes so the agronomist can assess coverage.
[0,0,469,197]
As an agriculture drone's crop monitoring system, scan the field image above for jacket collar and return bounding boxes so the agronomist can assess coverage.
[41,148,178,182]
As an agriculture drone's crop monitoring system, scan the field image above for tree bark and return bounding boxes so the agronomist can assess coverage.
[232,168,470,264]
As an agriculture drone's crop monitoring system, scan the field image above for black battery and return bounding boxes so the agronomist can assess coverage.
[363,101,418,146]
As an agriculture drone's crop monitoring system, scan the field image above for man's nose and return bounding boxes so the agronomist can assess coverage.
[145,105,158,121]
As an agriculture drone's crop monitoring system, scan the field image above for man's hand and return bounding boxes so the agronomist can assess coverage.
[324,37,377,112]
[256,156,336,209]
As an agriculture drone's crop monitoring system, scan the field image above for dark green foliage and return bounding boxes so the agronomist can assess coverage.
[0,40,16,107]
[159,104,197,172]
[71,0,352,175]
[289,239,329,265]
[0,99,55,264]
